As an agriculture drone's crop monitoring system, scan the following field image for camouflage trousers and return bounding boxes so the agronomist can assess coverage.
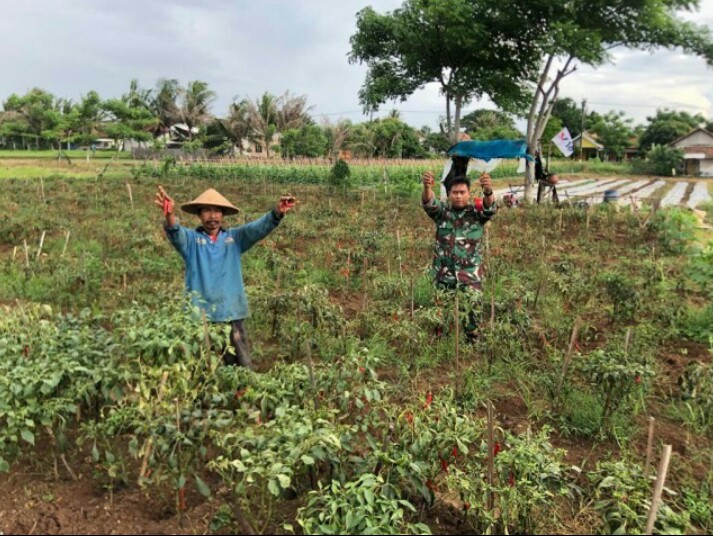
[435,282,482,338]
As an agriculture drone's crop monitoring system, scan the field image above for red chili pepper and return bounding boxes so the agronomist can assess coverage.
[405,411,414,425]
[440,458,449,473]
[423,391,434,409]
[452,446,458,458]
[235,388,247,399]
[508,471,515,487]
[463,502,471,511]
[494,442,501,457]
[474,198,484,211]
[163,198,171,217]
[635,376,642,384]
[426,479,436,491]
[23,345,30,357]
[358,367,365,374]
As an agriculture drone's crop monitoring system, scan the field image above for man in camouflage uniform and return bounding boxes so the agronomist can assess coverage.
[421,171,496,337]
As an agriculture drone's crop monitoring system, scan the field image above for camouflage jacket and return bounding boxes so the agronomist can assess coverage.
[422,196,497,289]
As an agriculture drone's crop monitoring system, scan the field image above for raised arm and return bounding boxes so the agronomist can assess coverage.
[156,185,191,259]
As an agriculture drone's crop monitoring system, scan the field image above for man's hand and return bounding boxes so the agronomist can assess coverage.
[155,185,177,226]
[276,194,297,216]
[479,173,493,196]
[422,171,435,190]
[422,171,435,204]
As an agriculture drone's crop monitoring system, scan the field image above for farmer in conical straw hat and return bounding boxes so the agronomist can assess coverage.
[155,186,296,368]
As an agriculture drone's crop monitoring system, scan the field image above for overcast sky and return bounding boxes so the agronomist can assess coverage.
[2,0,713,131]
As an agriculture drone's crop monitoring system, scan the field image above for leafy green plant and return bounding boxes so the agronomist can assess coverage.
[295,474,431,535]
[578,347,655,435]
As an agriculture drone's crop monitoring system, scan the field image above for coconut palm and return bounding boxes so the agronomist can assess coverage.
[221,99,254,155]
[178,80,216,140]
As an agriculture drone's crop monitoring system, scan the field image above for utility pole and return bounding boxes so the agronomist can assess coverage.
[579,99,586,161]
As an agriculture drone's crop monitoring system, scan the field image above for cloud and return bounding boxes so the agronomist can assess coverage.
[1,0,712,130]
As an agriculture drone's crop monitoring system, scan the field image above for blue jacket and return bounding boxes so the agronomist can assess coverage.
[165,210,283,321]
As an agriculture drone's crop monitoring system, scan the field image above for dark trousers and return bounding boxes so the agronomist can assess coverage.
[223,319,253,369]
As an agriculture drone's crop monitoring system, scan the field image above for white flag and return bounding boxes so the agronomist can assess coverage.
[552,127,574,157]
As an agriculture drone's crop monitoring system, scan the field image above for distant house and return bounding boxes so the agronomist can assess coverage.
[668,127,713,177]
[571,131,604,160]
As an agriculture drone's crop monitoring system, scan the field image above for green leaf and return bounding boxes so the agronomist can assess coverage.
[301,455,315,466]
[21,429,35,446]
[277,473,291,489]
[195,475,211,497]
[268,479,280,497]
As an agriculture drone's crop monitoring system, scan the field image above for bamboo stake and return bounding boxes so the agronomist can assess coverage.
[487,401,495,511]
[362,257,368,309]
[645,445,673,535]
[644,417,656,478]
[305,339,318,409]
[61,230,71,259]
[624,327,633,354]
[23,240,29,268]
[410,278,414,320]
[12,246,17,260]
[35,230,45,259]
[396,230,403,282]
[556,321,581,396]
[126,182,134,210]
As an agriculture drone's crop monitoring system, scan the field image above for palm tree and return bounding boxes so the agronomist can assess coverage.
[322,118,352,159]
[246,92,279,157]
[221,99,254,155]
[178,80,216,140]
[151,78,181,137]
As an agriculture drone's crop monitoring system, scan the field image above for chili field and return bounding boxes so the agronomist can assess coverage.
[0,162,712,535]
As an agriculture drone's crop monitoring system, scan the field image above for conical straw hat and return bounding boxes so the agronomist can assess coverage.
[181,188,239,215]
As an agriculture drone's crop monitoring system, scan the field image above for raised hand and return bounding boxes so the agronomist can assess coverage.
[276,194,297,215]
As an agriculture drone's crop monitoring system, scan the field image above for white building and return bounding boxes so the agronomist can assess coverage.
[669,128,713,177]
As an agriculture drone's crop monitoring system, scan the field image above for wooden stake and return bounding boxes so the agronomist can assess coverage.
[362,257,368,309]
[126,182,134,210]
[487,401,495,511]
[396,230,403,282]
[409,278,414,320]
[624,327,633,354]
[556,321,581,396]
[645,445,672,535]
[23,239,29,268]
[644,417,656,478]
[12,246,17,260]
[305,339,318,409]
[61,230,71,259]
[35,230,45,259]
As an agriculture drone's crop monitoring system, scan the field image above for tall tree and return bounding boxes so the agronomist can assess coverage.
[178,80,216,140]
[588,111,635,160]
[349,0,542,144]
[461,109,523,140]
[639,108,706,150]
[520,0,713,197]
[218,100,254,155]
[322,118,352,159]
[3,88,59,149]
[152,78,181,136]
[550,98,585,139]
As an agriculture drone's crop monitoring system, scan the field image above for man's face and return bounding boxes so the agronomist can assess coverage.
[199,205,224,234]
[448,183,470,209]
